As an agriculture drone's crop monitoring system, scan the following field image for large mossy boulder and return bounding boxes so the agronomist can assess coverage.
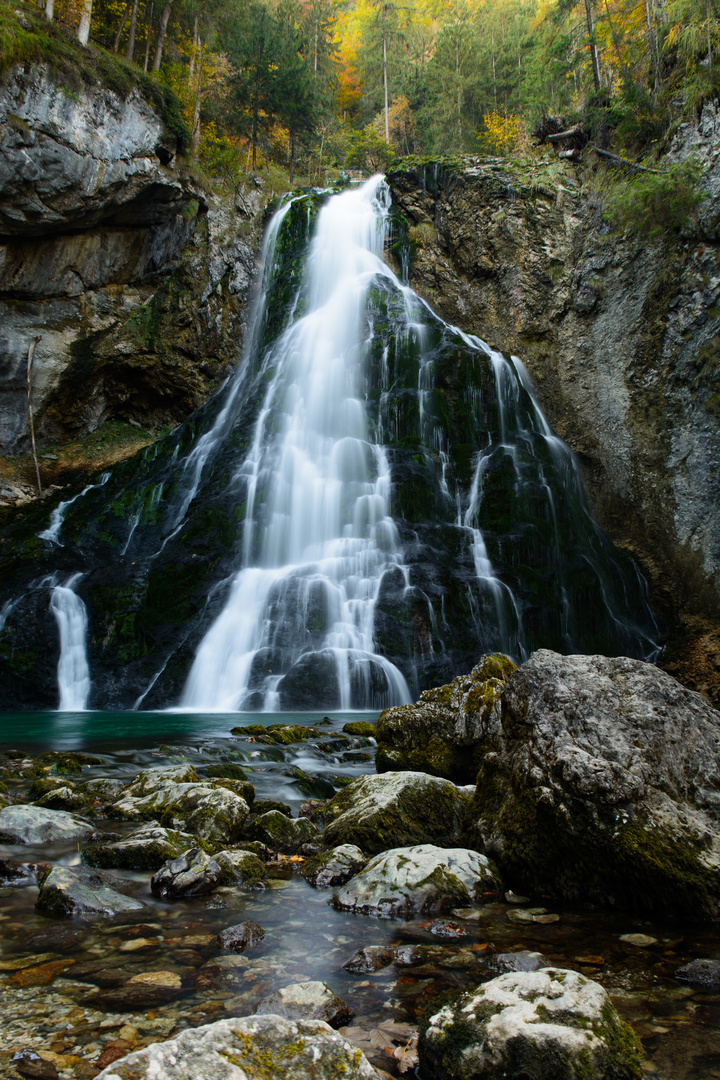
[469,649,720,920]
[376,653,515,783]
[83,822,201,871]
[36,865,145,918]
[95,1015,379,1079]
[320,771,471,853]
[419,968,643,1080]
[332,843,501,918]
[0,805,95,845]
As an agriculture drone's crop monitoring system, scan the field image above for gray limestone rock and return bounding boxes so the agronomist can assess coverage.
[332,844,501,919]
[375,654,516,783]
[419,968,643,1080]
[83,822,200,871]
[469,650,720,920]
[320,771,472,854]
[36,864,145,918]
[301,844,367,887]
[254,981,353,1029]
[247,810,317,854]
[487,951,548,974]
[0,804,95,844]
[151,848,222,898]
[94,1014,378,1079]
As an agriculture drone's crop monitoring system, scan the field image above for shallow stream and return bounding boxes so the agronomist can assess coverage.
[1,712,720,1079]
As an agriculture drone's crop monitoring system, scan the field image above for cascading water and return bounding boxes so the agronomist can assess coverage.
[49,574,91,711]
[0,174,659,712]
[182,180,412,711]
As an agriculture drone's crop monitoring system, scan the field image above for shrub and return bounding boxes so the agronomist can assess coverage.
[604,157,704,238]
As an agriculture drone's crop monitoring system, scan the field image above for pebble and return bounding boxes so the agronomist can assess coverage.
[619,933,658,947]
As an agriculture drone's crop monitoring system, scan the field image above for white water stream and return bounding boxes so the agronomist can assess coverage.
[182,177,412,711]
[50,573,90,711]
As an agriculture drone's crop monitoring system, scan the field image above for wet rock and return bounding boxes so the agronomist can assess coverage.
[321,771,471,853]
[342,721,376,737]
[84,778,127,805]
[71,960,134,987]
[469,650,720,920]
[204,762,250,783]
[619,933,657,947]
[34,786,91,813]
[91,971,183,1012]
[84,822,200,871]
[6,958,76,988]
[299,799,328,821]
[333,844,501,919]
[255,981,353,1028]
[0,854,26,881]
[36,865,145,918]
[14,1056,59,1080]
[112,769,250,851]
[376,654,515,783]
[487,950,547,973]
[675,958,720,989]
[301,844,367,888]
[248,810,317,853]
[213,849,267,887]
[249,799,293,817]
[95,1014,378,1079]
[151,848,222,898]
[0,805,95,844]
[343,946,395,974]
[419,968,643,1080]
[217,920,265,951]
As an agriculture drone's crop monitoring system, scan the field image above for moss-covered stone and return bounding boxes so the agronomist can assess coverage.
[342,722,376,737]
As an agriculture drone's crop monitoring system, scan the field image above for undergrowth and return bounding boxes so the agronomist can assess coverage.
[603,157,705,238]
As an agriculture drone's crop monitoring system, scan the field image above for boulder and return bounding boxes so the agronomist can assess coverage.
[675,958,720,990]
[487,951,548,974]
[343,946,395,974]
[332,844,501,918]
[321,772,471,854]
[468,650,720,919]
[255,981,353,1028]
[419,968,643,1080]
[151,849,222,898]
[213,850,267,887]
[301,844,367,888]
[112,767,250,851]
[248,810,317,853]
[34,786,92,814]
[91,971,183,1012]
[83,822,200,871]
[95,1015,379,1079]
[0,805,95,845]
[376,654,515,782]
[217,920,265,951]
[36,865,145,918]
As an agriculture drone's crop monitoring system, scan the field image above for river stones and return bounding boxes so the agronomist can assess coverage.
[376,653,515,783]
[301,844,367,887]
[151,848,223,898]
[213,849,267,887]
[486,950,548,974]
[217,920,265,951]
[0,805,95,844]
[468,650,720,920]
[255,981,353,1028]
[343,946,396,973]
[320,771,471,853]
[94,1015,379,1079]
[332,844,501,918]
[675,958,720,990]
[83,822,200,871]
[247,810,317,853]
[112,768,250,851]
[419,968,643,1080]
[36,865,145,917]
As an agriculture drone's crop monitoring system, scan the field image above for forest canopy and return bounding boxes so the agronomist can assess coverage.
[13,0,720,179]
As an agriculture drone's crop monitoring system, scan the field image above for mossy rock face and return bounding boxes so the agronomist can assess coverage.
[321,771,471,854]
[248,810,318,854]
[375,654,516,784]
[83,822,202,872]
[468,649,720,920]
[342,722,376,737]
[205,763,250,783]
[212,850,267,888]
[419,968,643,1080]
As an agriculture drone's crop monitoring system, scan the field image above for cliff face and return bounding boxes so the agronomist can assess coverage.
[387,133,720,654]
[0,66,264,459]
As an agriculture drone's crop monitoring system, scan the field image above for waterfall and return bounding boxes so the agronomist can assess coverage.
[50,574,91,711]
[181,177,413,711]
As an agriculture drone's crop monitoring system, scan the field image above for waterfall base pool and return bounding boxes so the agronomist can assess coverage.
[1,714,720,1078]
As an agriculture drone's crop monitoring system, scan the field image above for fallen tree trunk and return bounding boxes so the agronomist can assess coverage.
[593,147,663,174]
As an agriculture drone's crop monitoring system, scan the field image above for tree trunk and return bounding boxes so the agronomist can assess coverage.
[126,0,139,60]
[143,1,153,71]
[190,41,205,156]
[583,0,601,92]
[188,15,199,89]
[152,0,172,72]
[45,0,54,21]
[382,13,389,142]
[113,0,131,51]
[289,130,296,184]
[78,0,93,45]
[251,110,258,171]
[644,0,661,91]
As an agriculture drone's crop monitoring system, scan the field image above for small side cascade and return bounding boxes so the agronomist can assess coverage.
[50,574,91,711]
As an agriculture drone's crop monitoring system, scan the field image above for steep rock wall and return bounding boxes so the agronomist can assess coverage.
[0,66,264,456]
[388,141,720,644]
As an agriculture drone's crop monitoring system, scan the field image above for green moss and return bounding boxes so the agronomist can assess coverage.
[342,721,376,737]
[205,762,249,782]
